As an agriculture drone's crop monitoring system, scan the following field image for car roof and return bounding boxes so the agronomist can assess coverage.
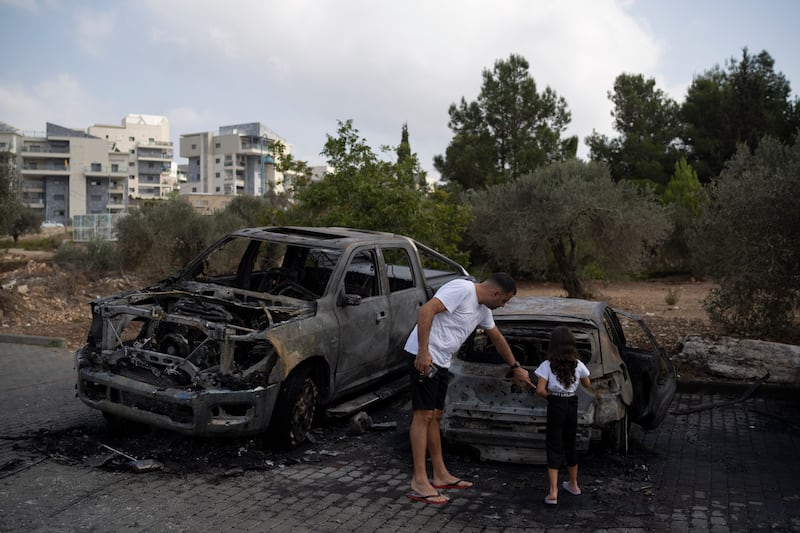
[494,296,609,325]
[230,226,415,248]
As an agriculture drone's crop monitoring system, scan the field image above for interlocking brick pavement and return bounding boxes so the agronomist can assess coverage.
[1,342,799,532]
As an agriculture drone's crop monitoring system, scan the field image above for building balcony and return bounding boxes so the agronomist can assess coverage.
[21,167,70,177]
[83,164,128,176]
[137,152,172,161]
[21,146,70,157]
[139,140,172,148]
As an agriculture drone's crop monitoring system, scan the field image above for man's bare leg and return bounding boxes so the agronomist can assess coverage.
[409,409,448,502]
[429,409,473,489]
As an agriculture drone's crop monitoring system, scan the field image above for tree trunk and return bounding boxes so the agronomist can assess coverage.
[549,234,587,299]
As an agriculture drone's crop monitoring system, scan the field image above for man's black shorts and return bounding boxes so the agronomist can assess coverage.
[407,355,451,411]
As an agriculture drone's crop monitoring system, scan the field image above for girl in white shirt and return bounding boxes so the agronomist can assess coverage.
[535,326,592,505]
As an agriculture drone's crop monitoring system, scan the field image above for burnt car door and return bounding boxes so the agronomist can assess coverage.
[605,308,677,429]
[379,245,424,371]
[333,247,391,393]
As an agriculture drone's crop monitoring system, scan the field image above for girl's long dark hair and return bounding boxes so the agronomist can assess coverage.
[547,326,578,388]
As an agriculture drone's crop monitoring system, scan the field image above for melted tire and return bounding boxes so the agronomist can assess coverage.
[269,367,319,447]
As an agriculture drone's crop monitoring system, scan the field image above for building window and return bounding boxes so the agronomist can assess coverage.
[191,144,197,149]
[91,163,101,172]
[215,158,220,164]
[129,162,135,167]
[215,172,220,178]
[192,187,197,192]
[129,136,135,141]
[216,186,220,192]
[90,195,102,201]
[111,164,119,172]
[53,194,65,201]
[215,143,221,148]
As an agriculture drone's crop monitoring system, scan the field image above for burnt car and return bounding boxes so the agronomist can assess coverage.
[76,226,470,444]
[442,296,676,463]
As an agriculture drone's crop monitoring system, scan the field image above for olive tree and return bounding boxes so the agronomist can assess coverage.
[115,197,218,275]
[470,159,671,298]
[689,136,800,341]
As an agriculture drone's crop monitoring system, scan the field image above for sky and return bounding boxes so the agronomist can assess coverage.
[1,0,798,178]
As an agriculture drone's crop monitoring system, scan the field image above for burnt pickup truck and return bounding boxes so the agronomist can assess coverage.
[76,226,470,444]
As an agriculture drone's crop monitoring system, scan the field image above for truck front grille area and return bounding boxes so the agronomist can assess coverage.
[80,377,194,424]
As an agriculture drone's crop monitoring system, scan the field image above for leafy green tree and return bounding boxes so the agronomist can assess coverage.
[434,54,577,190]
[10,209,43,243]
[654,158,706,273]
[469,160,671,298]
[395,122,425,188]
[689,136,800,341]
[663,158,704,216]
[0,150,24,238]
[586,73,684,191]
[682,48,800,182]
[291,120,471,260]
[272,140,314,196]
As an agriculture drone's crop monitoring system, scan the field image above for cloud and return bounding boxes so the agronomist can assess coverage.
[71,7,117,57]
[137,0,661,166]
[0,0,56,13]
[0,74,107,132]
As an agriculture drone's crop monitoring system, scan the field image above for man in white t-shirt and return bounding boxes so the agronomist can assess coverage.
[403,272,534,504]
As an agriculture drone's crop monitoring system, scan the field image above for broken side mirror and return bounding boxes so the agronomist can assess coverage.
[338,293,362,306]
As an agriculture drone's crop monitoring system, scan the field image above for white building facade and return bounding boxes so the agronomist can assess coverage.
[88,114,175,200]
[180,122,288,197]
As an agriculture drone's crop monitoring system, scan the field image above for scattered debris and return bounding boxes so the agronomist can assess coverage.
[348,411,373,434]
[371,421,398,431]
[97,443,163,473]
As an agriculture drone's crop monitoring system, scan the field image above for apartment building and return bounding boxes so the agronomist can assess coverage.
[88,114,175,200]
[0,121,22,154]
[180,122,287,197]
[15,123,116,224]
[1,116,176,225]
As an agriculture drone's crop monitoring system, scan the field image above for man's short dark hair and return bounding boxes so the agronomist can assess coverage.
[488,272,516,295]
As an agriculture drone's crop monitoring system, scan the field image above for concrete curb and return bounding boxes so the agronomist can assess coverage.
[0,333,66,348]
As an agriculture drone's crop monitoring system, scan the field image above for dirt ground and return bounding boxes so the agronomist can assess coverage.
[0,248,719,355]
